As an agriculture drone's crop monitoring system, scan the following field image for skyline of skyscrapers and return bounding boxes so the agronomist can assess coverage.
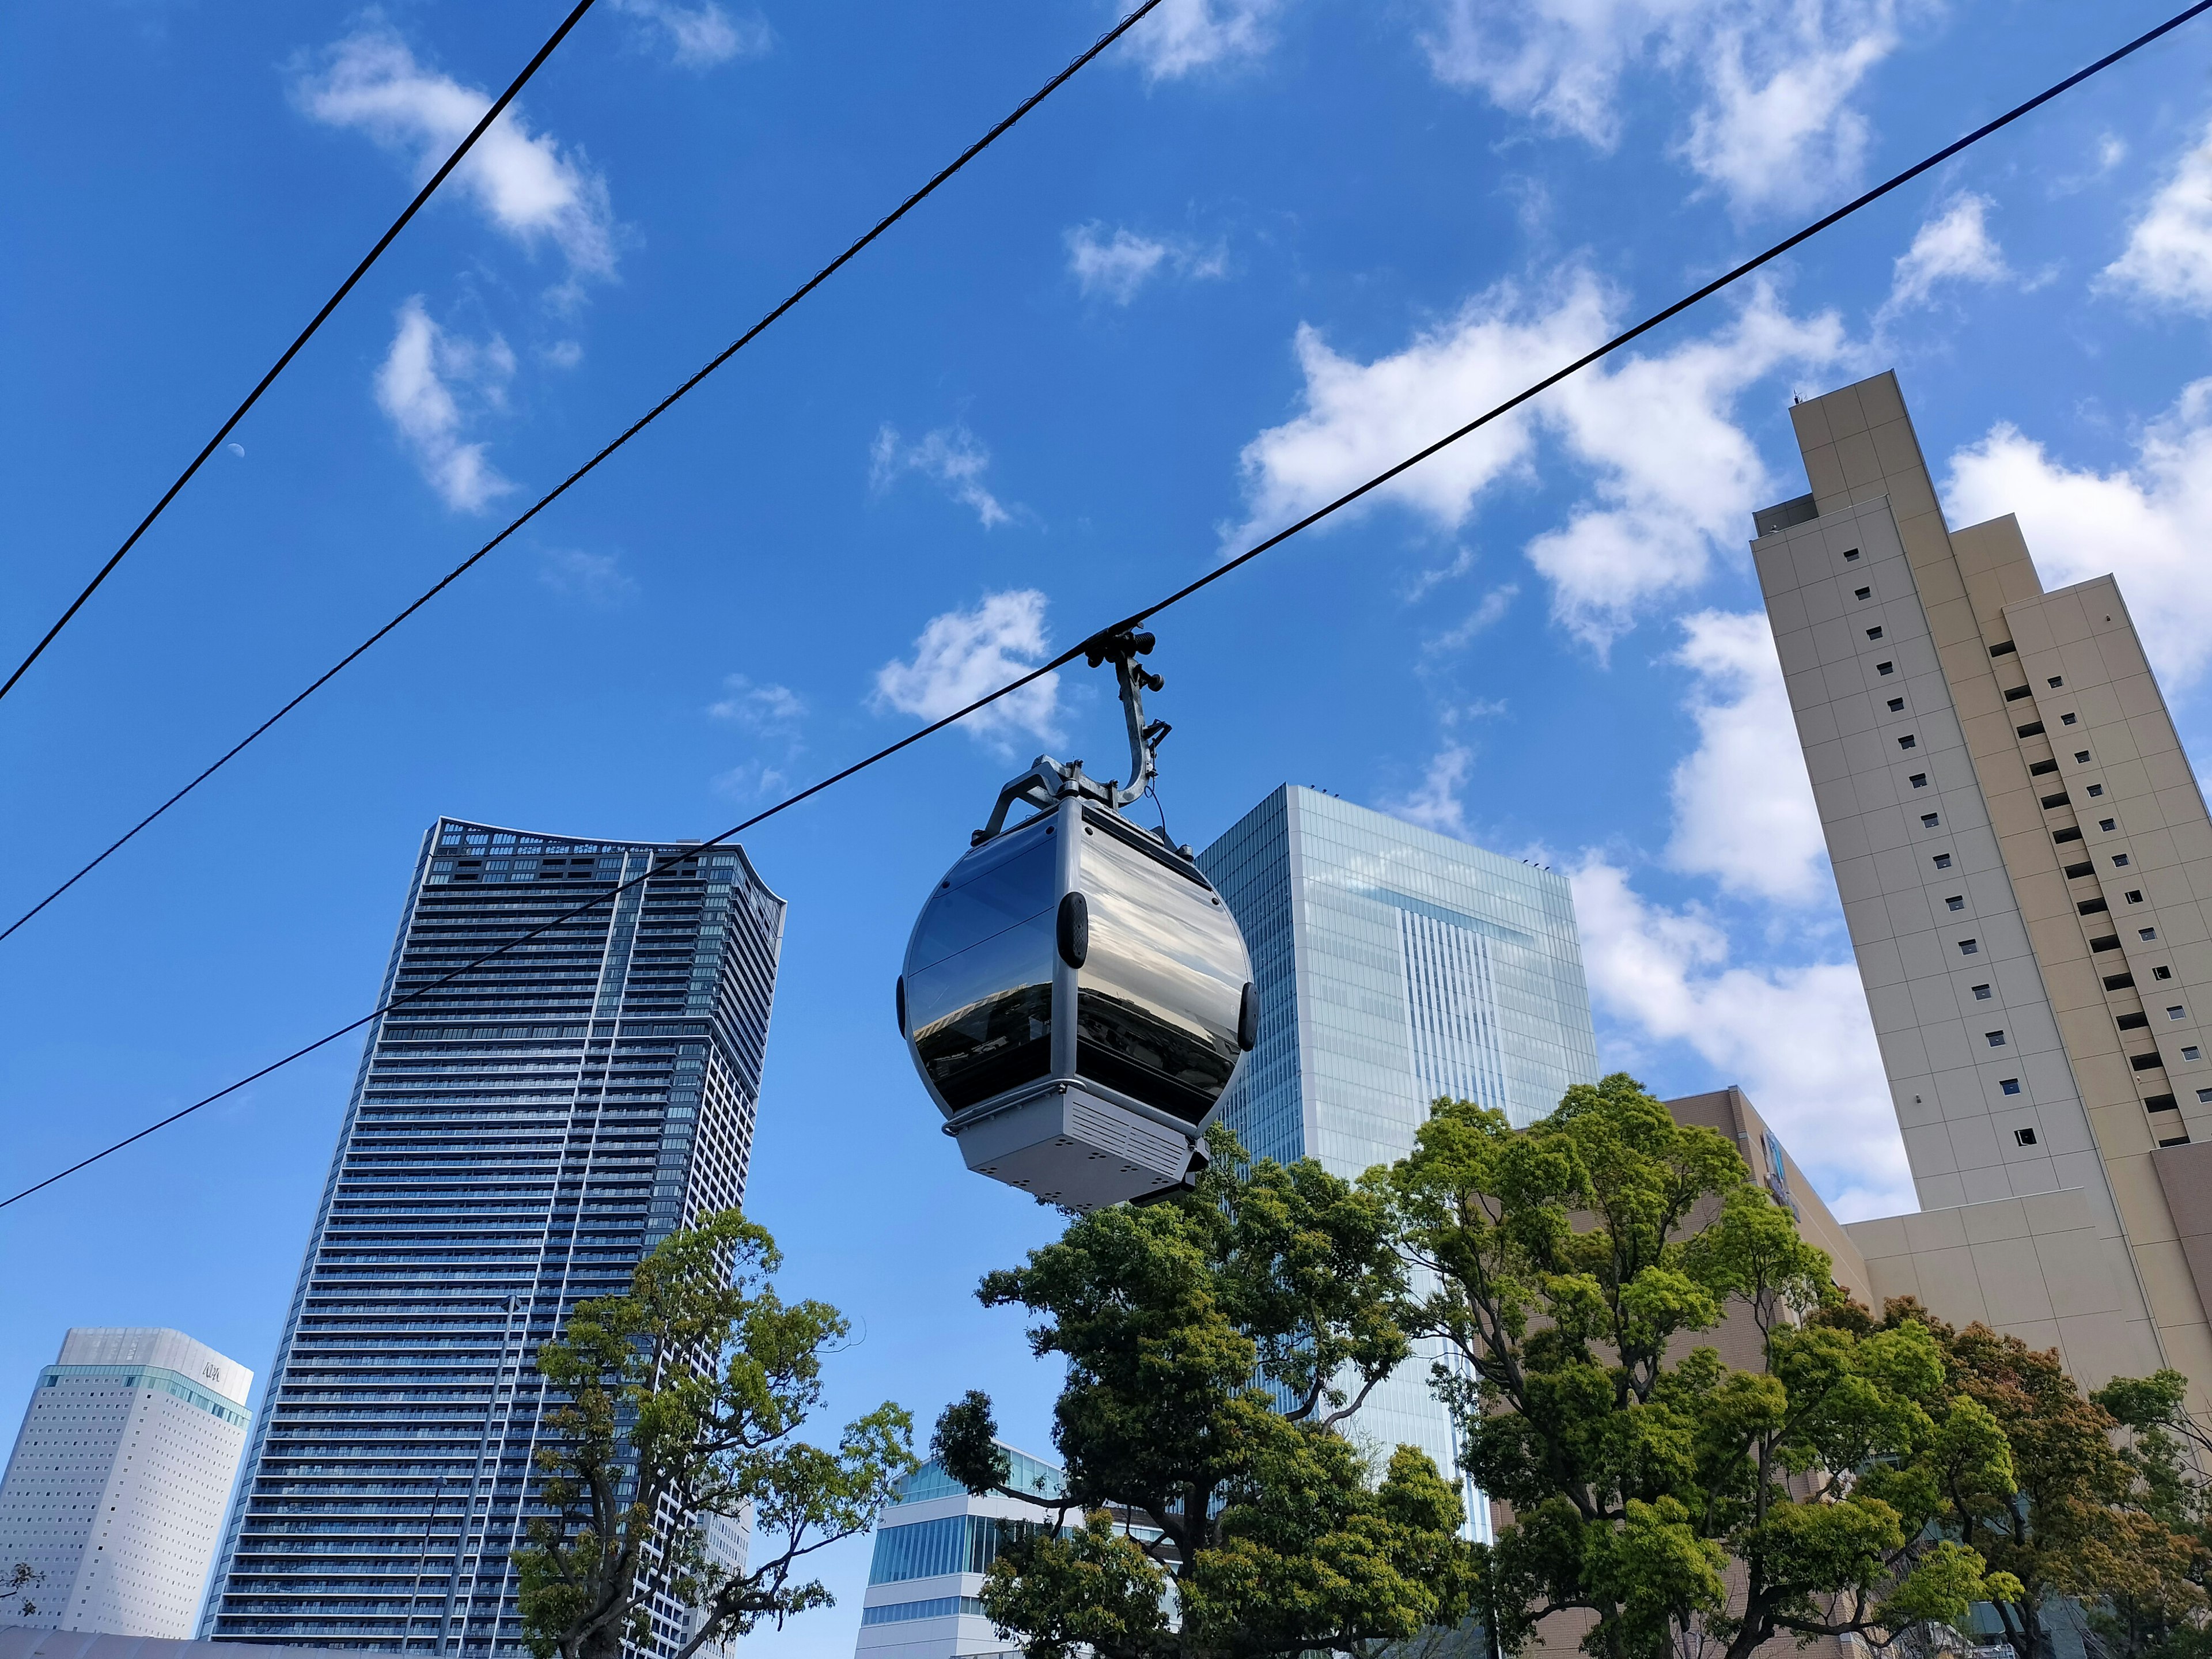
[1198,786,1603,1536]
[0,1328,252,1639]
[198,817,785,1657]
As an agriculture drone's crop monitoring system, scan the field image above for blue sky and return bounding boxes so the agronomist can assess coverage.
[9,0,2212,1649]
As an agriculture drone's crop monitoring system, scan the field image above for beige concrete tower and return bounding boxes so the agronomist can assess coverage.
[1749,371,2212,1411]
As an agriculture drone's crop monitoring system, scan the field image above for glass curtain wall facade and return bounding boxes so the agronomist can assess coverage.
[201,819,785,1657]
[1198,787,1601,1535]
[854,1448,1066,1659]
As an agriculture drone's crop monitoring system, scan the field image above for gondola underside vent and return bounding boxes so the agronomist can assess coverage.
[955,1081,1194,1211]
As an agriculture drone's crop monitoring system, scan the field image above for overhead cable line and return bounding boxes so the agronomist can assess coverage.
[4,0,2205,1214]
[0,0,1170,954]
[0,0,605,708]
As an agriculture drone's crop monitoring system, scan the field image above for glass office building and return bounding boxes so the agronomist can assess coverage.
[201,819,784,1656]
[853,1446,1065,1659]
[1198,787,1601,1534]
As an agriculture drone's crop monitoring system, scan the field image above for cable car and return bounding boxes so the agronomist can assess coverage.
[896,629,1256,1210]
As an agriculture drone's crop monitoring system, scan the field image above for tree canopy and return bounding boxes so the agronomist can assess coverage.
[514,1210,915,1659]
[1382,1074,2022,1659]
[940,1130,1474,1659]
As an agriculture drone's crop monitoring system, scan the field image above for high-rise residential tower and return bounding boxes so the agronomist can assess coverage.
[200,819,785,1656]
[1750,372,2212,1412]
[0,1329,252,1639]
[1198,787,1602,1531]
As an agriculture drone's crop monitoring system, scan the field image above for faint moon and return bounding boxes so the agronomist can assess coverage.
[226,443,245,458]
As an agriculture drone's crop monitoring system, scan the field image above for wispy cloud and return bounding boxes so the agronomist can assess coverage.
[1065,223,1229,304]
[1383,745,1475,838]
[708,673,805,798]
[872,590,1060,749]
[374,298,515,512]
[870,424,1017,528]
[709,674,806,736]
[294,27,616,290]
[1426,584,1519,653]
[1126,0,1284,79]
[1877,193,2009,323]
[612,0,772,67]
[537,548,635,605]
[1425,0,1919,217]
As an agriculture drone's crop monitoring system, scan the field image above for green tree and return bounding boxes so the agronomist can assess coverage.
[939,1131,1475,1659]
[2089,1369,2212,1659]
[516,1210,916,1659]
[1382,1073,2021,1659]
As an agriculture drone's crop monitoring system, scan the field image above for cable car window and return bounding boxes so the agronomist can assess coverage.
[1075,830,1244,1122]
[907,825,1055,971]
[904,827,1057,1113]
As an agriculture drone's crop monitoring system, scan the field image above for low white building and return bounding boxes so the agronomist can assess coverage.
[0,1330,252,1639]
[853,1445,1065,1659]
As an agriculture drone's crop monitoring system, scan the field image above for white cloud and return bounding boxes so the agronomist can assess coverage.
[713,759,790,798]
[1664,611,1827,903]
[872,591,1062,748]
[374,298,515,512]
[296,28,616,286]
[1384,746,1475,838]
[1427,584,1519,653]
[1425,0,1913,215]
[1878,193,2009,321]
[541,339,584,369]
[1237,270,1845,649]
[1945,382,2212,691]
[1405,546,1478,602]
[709,674,806,735]
[1571,854,1911,1218]
[1065,223,1228,304]
[870,424,1016,528]
[612,0,772,67]
[1127,0,1283,79]
[2104,116,2212,313]
[538,548,635,605]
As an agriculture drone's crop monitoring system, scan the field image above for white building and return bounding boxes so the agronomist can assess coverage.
[0,1330,252,1638]
[853,1446,1065,1659]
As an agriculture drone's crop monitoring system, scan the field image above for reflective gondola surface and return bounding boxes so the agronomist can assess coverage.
[896,631,1256,1210]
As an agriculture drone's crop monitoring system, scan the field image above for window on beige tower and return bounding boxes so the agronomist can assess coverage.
[1960,938,1980,955]
[2002,1081,2022,1097]
[1973,984,1993,999]
[2049,676,2064,688]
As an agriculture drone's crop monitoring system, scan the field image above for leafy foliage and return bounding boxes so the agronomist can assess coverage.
[1383,1074,2022,1659]
[947,1130,1474,1659]
[1880,1318,2211,1659]
[515,1211,915,1659]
